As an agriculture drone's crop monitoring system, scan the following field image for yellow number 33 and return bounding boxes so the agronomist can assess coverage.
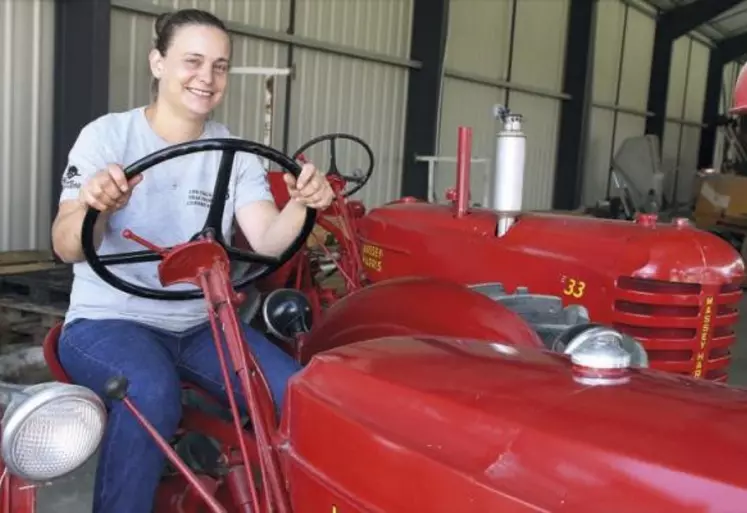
[563,278,586,298]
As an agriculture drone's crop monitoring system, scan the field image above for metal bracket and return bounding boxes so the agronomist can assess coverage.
[414,155,491,205]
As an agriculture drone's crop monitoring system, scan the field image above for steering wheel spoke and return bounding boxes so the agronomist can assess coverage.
[98,249,164,266]
[202,149,235,237]
[224,246,281,267]
[328,138,339,175]
[339,170,367,184]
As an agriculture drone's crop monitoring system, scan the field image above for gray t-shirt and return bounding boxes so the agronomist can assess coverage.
[58,106,274,332]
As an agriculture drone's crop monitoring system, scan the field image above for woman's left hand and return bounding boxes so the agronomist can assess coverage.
[283,163,335,210]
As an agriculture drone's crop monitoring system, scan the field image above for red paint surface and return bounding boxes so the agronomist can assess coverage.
[0,458,36,513]
[296,276,544,364]
[280,335,747,512]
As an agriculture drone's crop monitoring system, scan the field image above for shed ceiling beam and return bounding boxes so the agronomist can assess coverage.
[400,0,449,199]
[645,0,744,141]
[659,0,744,35]
[719,31,747,62]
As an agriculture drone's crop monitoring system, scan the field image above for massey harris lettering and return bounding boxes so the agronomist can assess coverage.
[361,243,383,272]
[694,296,714,378]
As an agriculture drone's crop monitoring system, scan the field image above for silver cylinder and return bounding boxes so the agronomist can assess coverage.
[490,105,526,236]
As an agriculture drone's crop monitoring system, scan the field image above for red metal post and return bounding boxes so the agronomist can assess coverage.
[455,126,472,218]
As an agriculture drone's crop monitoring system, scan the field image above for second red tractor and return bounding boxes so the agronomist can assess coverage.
[260,108,744,383]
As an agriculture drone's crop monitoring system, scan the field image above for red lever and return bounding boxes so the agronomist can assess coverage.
[122,229,168,255]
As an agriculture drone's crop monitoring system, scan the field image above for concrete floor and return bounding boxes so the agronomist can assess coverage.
[25,295,747,511]
[35,459,96,513]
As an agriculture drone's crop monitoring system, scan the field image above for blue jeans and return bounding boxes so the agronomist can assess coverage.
[57,318,301,513]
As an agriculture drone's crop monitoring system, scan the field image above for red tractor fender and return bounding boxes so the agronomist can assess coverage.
[0,458,36,513]
[297,276,545,364]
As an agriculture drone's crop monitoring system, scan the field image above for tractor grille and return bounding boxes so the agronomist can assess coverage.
[612,276,741,382]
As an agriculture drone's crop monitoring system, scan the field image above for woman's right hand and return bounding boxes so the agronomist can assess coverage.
[78,164,143,212]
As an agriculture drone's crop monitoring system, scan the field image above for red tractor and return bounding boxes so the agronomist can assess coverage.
[287,109,744,383]
[3,138,747,512]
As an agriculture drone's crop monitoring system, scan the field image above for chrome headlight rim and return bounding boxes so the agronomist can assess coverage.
[1,382,107,482]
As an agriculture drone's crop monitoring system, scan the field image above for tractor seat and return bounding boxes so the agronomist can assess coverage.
[43,322,72,383]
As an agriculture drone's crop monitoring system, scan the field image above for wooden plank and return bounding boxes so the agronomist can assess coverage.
[0,250,54,265]
[0,261,61,276]
[0,250,59,277]
[0,297,66,318]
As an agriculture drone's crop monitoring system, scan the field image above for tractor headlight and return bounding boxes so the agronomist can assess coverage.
[1,382,106,482]
[552,324,649,369]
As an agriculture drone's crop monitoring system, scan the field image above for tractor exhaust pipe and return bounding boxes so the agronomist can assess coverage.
[491,105,526,236]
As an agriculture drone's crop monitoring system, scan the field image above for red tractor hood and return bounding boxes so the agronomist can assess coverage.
[508,212,742,283]
[285,336,747,512]
[357,204,744,285]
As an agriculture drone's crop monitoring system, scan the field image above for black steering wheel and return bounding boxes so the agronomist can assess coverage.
[291,133,374,198]
[80,138,316,301]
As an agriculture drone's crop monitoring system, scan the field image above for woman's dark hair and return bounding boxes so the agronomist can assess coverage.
[150,8,231,96]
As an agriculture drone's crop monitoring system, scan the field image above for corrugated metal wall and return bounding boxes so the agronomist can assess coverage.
[109,0,412,209]
[0,0,56,252]
[437,0,570,211]
[582,0,714,209]
[286,1,412,207]
[661,36,709,206]
[582,0,656,207]
[2,0,739,253]
[110,1,290,145]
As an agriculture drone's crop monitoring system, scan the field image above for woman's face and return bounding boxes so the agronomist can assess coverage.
[150,23,231,119]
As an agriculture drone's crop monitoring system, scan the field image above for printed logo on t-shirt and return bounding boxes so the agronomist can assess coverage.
[61,165,82,190]
[187,189,212,208]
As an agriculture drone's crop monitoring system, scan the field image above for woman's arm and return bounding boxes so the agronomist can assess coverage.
[53,166,143,263]
[234,163,334,256]
[52,202,112,263]
[51,118,142,263]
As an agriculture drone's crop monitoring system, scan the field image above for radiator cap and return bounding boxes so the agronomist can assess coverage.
[565,326,633,386]
[570,337,632,370]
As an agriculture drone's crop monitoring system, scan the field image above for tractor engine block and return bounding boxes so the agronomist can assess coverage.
[469,282,590,348]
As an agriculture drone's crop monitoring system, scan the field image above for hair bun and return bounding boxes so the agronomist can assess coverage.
[154,12,173,37]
